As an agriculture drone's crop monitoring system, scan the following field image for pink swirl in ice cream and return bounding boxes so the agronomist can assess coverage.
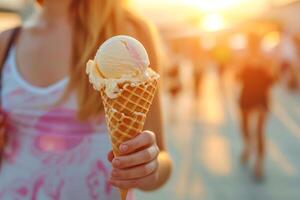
[86,35,159,98]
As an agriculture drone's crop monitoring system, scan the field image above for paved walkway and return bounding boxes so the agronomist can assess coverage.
[137,67,300,200]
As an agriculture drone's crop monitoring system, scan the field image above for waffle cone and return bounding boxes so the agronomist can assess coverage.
[101,78,158,116]
[100,77,158,200]
[104,108,146,155]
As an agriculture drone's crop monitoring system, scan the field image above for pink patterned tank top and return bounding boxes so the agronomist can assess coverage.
[0,47,134,200]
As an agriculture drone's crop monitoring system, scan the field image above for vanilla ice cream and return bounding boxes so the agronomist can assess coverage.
[86,35,159,98]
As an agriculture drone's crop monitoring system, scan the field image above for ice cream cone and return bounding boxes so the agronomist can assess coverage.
[103,107,146,156]
[86,35,160,200]
[100,77,158,116]
[100,77,158,200]
[120,189,128,200]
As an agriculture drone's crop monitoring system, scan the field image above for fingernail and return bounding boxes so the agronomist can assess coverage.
[120,144,128,153]
[113,159,121,167]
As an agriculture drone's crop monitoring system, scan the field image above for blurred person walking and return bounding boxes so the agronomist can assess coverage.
[236,33,277,179]
[0,0,172,199]
[278,30,299,91]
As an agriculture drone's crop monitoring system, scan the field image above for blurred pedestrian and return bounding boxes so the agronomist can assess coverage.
[0,0,172,199]
[188,38,204,98]
[167,62,182,98]
[278,31,299,90]
[236,33,277,179]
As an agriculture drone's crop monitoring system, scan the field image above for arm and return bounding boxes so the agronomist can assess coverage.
[140,22,172,190]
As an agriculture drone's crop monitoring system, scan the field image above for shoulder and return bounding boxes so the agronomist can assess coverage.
[0,26,19,58]
[0,28,15,53]
[0,28,17,65]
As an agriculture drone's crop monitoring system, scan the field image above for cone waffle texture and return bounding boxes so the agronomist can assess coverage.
[104,108,146,155]
[100,77,158,156]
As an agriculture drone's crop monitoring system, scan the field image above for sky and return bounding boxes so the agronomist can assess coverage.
[132,0,298,16]
[131,0,269,32]
[131,0,299,32]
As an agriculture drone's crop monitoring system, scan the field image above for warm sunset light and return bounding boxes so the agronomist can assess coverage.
[230,34,248,50]
[1,1,299,200]
[261,31,281,52]
[132,0,271,33]
[183,0,243,12]
[0,13,20,32]
[133,0,268,14]
[201,13,226,32]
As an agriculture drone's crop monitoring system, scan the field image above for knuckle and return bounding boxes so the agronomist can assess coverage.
[144,161,156,175]
[144,148,153,161]
[119,159,128,168]
[121,157,132,168]
[153,160,159,171]
[143,131,155,143]
[154,145,160,156]
[122,170,132,179]
[141,165,151,175]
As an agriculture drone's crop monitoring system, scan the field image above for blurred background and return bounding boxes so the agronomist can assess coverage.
[1,0,300,199]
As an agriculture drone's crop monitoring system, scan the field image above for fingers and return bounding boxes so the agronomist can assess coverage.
[119,131,156,155]
[112,145,159,169]
[110,178,138,190]
[110,169,159,190]
[107,150,114,163]
[111,159,158,180]
[109,130,160,190]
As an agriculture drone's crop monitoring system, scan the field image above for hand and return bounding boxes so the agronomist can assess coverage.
[107,130,160,190]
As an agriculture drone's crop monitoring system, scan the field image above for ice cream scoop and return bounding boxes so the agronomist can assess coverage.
[86,35,159,98]
[96,35,149,78]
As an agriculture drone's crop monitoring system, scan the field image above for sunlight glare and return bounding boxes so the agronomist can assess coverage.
[201,14,226,32]
[229,34,248,50]
[261,31,281,52]
[185,0,242,12]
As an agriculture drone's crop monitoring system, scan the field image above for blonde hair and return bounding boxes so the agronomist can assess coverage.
[37,0,156,120]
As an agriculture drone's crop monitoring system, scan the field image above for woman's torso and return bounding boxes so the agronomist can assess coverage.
[0,46,133,200]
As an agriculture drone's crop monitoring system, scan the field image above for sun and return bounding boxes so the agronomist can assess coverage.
[201,13,226,32]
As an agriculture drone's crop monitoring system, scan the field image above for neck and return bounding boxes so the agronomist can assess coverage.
[39,0,72,25]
